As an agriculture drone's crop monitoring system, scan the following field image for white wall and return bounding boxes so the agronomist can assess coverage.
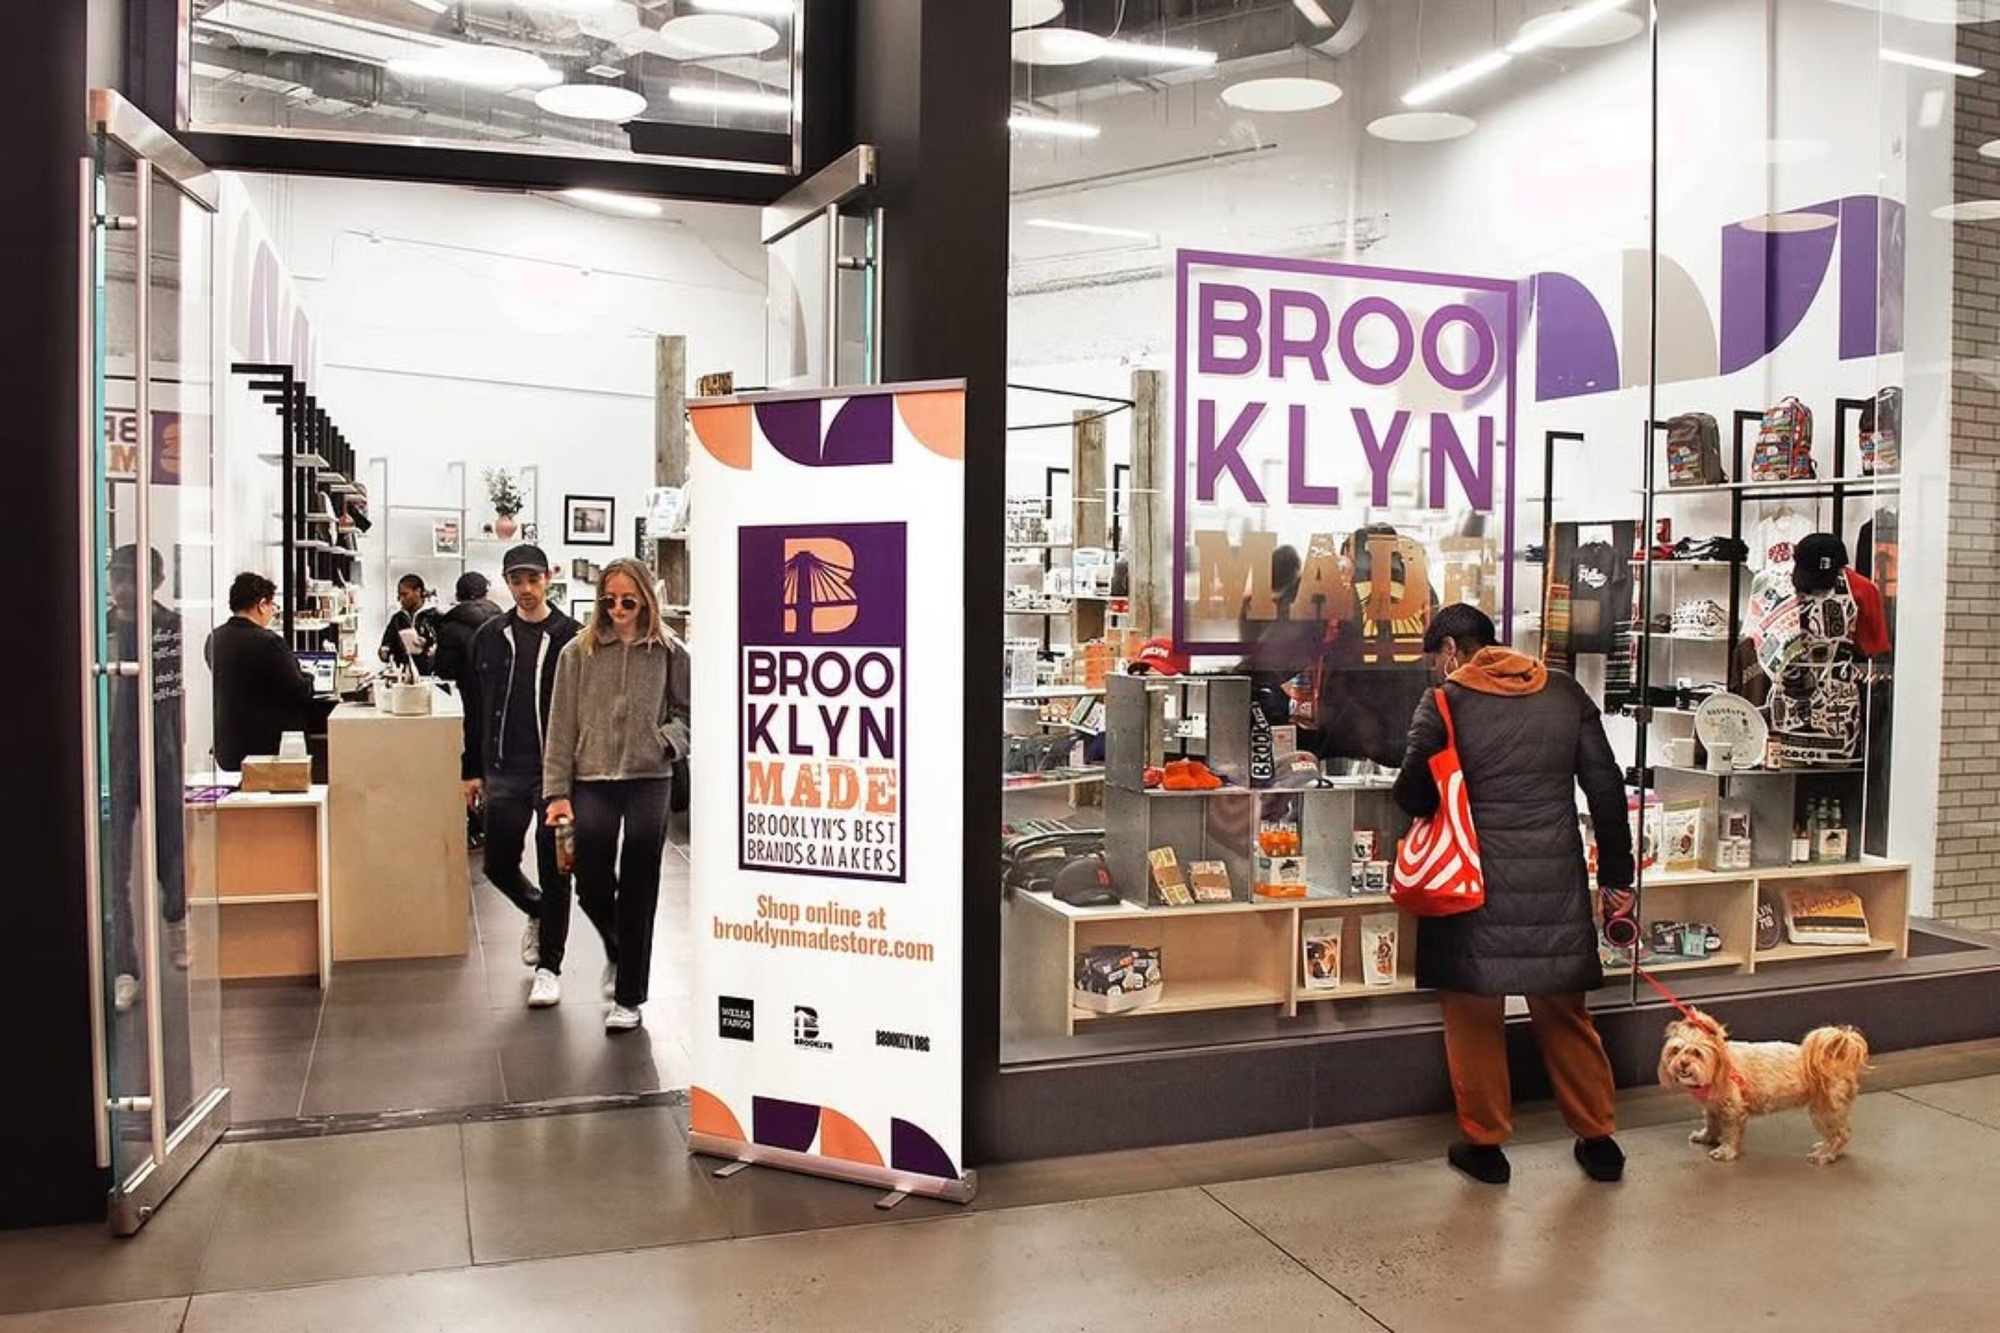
[1005,0,1959,907]
[234,174,766,634]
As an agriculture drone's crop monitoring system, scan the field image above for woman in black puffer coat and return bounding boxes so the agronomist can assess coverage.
[1393,604,1635,1188]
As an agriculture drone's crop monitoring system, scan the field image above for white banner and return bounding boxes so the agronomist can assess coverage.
[687,380,967,1197]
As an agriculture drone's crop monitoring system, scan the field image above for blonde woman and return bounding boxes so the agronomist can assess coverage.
[543,558,691,1033]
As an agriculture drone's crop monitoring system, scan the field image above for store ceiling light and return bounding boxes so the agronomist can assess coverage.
[656,14,782,58]
[559,188,665,218]
[389,44,560,90]
[1292,0,1338,27]
[1024,218,1156,242]
[535,83,648,121]
[1366,110,1477,142]
[1221,76,1342,112]
[1741,211,1839,234]
[1012,27,1106,64]
[688,0,795,18]
[668,85,792,113]
[1507,1,1637,55]
[1879,47,1984,77]
[1096,39,1217,67]
[1932,199,2000,222]
[1012,0,1065,26]
[1008,113,1101,139]
[1402,50,1512,107]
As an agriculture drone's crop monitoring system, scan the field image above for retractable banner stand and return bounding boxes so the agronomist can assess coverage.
[686,380,971,1202]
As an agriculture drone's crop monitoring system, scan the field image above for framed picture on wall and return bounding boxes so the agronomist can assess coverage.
[432,520,462,557]
[520,523,539,544]
[564,494,615,546]
[571,598,596,623]
[546,580,570,608]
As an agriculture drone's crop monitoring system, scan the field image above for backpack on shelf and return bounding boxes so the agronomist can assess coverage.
[1665,412,1724,487]
[1751,396,1815,482]
[1862,385,1901,476]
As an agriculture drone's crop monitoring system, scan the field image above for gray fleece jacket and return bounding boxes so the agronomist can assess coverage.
[542,630,692,800]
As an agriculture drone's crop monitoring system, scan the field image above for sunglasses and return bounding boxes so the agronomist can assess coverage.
[598,595,643,612]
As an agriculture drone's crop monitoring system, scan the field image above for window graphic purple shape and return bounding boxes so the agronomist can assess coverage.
[755,393,896,468]
[1839,195,1905,361]
[752,1096,822,1153]
[1719,202,1840,375]
[1528,272,1620,402]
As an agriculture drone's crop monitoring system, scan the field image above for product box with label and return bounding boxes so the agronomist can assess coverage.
[1074,945,1163,1014]
[1253,853,1308,898]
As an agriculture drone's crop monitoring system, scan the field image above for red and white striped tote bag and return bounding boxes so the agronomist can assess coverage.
[1391,689,1486,917]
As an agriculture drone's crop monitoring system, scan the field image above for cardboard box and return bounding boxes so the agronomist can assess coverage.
[1254,853,1308,898]
[240,756,311,793]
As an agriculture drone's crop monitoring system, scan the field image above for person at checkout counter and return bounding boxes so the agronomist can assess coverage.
[379,573,441,675]
[210,571,319,771]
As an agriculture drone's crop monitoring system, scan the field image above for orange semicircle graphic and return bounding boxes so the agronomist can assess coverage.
[815,1107,884,1167]
[689,1086,746,1141]
[896,390,964,460]
[691,403,753,470]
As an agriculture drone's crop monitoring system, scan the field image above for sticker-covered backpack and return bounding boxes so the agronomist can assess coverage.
[1751,396,1815,482]
[1665,412,1724,487]
[1862,385,1901,476]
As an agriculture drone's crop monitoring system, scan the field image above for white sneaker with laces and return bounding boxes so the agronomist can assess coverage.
[601,962,618,1001]
[527,968,561,1008]
[168,922,190,971]
[521,918,541,968]
[604,1003,642,1033]
[114,974,139,1013]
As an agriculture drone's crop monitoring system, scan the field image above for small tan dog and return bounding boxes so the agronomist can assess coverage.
[1658,1009,1870,1165]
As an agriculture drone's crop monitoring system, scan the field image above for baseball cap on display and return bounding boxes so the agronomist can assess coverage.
[501,544,551,575]
[1270,751,1330,789]
[1791,533,1848,595]
[1128,635,1191,676]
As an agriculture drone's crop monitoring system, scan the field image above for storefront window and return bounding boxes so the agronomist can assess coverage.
[999,0,2000,1067]
[184,0,800,169]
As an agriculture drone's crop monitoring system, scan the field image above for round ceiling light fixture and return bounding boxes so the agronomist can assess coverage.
[1932,199,2000,222]
[1366,110,1476,142]
[1011,0,1065,26]
[1740,211,1840,233]
[655,14,782,59]
[1220,76,1342,112]
[1011,26,1105,65]
[390,43,560,90]
[535,83,648,121]
[1513,5,1646,50]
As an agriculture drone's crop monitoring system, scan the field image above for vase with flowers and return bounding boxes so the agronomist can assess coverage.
[485,468,525,540]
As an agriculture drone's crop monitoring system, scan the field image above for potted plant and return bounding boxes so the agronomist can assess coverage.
[485,468,525,539]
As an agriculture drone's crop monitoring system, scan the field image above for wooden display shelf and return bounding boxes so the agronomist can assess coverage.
[1757,939,1899,965]
[1073,979,1287,1023]
[1605,951,1748,977]
[1295,977,1419,1003]
[200,788,331,987]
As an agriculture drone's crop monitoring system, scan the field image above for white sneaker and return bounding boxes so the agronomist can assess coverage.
[601,962,618,1001]
[521,918,541,968]
[168,922,190,971]
[527,968,561,1008]
[604,1003,642,1033]
[114,974,139,1013]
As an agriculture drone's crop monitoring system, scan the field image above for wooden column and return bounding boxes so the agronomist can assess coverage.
[1071,407,1108,647]
[1130,368,1167,639]
[654,335,690,622]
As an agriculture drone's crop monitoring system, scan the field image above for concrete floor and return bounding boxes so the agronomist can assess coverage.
[5,1041,1998,1332]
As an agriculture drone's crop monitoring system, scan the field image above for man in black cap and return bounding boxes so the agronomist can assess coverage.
[461,545,580,996]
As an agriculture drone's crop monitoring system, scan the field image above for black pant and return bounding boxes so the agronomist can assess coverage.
[573,778,670,1007]
[482,768,556,935]
[110,748,186,978]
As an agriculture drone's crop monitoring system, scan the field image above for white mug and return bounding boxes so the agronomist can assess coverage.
[278,730,308,761]
[1706,740,1735,774]
[1665,738,1696,768]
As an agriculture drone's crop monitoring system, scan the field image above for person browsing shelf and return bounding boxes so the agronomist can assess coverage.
[379,573,440,675]
[543,559,691,1034]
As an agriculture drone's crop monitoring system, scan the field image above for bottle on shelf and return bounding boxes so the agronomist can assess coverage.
[1804,799,1823,863]
[1791,816,1811,866]
[1819,800,1849,864]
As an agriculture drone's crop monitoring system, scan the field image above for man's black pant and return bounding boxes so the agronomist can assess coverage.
[573,778,670,1007]
[482,768,558,944]
[110,747,186,979]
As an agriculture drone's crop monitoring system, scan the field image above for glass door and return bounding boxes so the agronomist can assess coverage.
[82,91,227,1236]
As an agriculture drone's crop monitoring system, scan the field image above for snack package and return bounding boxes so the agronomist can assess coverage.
[1301,918,1343,990]
[1189,860,1234,904]
[1663,801,1704,873]
[1782,886,1872,946]
[1148,847,1194,907]
[1360,913,1400,987]
[1254,854,1308,898]
[1073,945,1163,1013]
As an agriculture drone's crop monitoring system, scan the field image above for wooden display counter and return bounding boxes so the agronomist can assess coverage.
[201,786,331,986]
[327,693,470,961]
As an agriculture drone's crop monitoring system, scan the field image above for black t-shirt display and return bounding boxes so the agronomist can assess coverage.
[1568,540,1629,653]
[499,616,548,774]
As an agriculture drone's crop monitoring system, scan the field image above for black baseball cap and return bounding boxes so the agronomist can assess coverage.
[454,571,489,601]
[1792,533,1848,594]
[501,544,550,575]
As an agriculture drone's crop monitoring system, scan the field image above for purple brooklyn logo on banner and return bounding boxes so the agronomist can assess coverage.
[737,522,908,883]
[1173,250,1519,655]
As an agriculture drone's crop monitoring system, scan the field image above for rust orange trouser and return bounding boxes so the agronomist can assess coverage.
[1438,991,1617,1146]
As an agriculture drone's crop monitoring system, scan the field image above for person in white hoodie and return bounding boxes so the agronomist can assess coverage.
[461,545,579,996]
[543,557,691,1033]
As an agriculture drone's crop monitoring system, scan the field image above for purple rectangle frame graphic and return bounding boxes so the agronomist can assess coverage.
[1170,248,1520,657]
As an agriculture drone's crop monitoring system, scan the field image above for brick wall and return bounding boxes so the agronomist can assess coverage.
[1938,25,2000,933]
